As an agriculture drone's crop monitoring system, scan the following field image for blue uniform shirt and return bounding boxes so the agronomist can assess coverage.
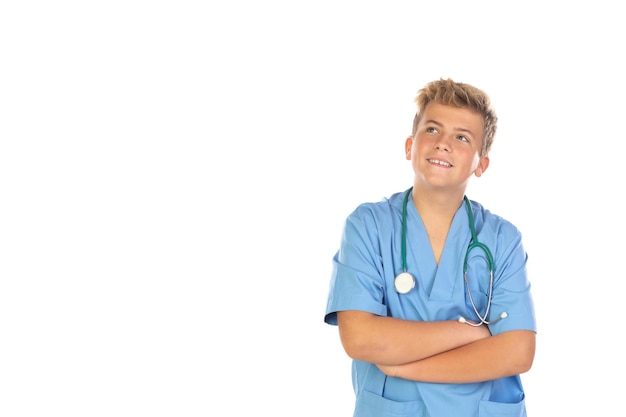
[324,190,536,417]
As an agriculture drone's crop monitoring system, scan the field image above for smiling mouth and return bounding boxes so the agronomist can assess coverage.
[427,158,452,167]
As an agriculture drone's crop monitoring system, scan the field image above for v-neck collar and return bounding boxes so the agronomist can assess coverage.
[405,197,472,300]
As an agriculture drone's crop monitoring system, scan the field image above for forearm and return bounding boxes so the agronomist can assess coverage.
[337,310,490,365]
[379,330,536,383]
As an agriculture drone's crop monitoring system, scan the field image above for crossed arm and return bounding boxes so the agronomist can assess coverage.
[337,310,536,384]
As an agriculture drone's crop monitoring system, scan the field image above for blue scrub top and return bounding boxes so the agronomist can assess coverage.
[324,190,536,417]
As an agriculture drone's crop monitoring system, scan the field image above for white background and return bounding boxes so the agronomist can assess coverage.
[1,1,624,416]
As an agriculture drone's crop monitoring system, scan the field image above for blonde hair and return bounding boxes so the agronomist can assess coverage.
[411,78,498,156]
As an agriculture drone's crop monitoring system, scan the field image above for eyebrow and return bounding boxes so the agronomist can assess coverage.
[424,119,476,138]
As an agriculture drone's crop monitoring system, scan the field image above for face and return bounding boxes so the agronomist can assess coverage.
[406,102,489,192]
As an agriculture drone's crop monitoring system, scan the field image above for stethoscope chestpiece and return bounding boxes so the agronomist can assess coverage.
[394,272,415,294]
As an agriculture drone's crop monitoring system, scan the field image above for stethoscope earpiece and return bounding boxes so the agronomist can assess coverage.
[458,311,508,326]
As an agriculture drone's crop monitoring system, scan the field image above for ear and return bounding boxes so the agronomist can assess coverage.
[404,136,413,160]
[474,155,490,177]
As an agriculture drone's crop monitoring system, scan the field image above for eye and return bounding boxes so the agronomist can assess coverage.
[426,127,438,134]
[457,135,469,142]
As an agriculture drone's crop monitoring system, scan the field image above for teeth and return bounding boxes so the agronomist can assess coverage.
[429,159,451,167]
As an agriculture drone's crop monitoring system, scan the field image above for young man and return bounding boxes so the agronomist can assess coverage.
[324,78,536,417]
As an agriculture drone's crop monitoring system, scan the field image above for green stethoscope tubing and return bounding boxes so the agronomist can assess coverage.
[398,187,504,326]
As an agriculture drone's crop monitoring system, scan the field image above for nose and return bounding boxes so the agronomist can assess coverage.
[434,135,452,152]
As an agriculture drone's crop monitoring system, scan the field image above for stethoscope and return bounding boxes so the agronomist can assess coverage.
[394,187,508,326]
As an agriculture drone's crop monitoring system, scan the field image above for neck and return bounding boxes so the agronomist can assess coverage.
[410,186,465,220]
